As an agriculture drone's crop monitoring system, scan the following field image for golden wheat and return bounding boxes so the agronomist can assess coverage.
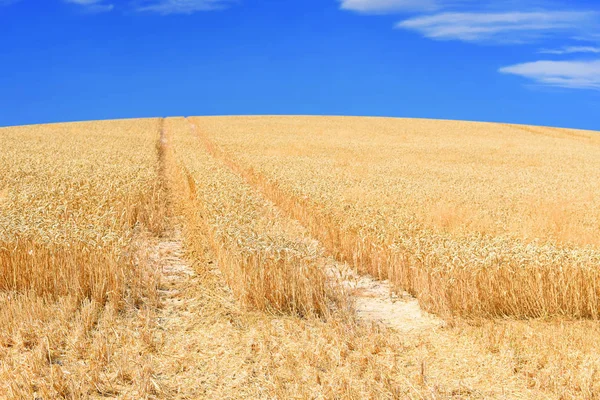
[0,119,165,304]
[3,116,600,399]
[0,119,165,398]
[189,116,600,319]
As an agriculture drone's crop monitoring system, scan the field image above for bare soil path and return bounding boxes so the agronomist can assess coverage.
[149,226,241,398]
[336,264,443,332]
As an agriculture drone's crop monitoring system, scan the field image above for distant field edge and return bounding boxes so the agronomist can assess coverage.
[1,115,598,133]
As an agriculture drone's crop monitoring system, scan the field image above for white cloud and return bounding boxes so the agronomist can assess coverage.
[396,11,596,43]
[339,0,439,14]
[134,0,234,14]
[499,60,600,90]
[64,0,114,12]
[539,46,600,55]
[342,0,600,93]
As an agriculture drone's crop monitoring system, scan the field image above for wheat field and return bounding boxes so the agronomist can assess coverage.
[192,116,600,319]
[1,116,600,398]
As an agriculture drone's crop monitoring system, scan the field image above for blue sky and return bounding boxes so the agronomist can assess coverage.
[1,0,599,130]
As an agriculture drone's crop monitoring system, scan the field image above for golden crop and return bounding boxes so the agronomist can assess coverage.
[2,116,600,398]
[0,119,165,397]
[191,116,600,319]
[0,119,164,304]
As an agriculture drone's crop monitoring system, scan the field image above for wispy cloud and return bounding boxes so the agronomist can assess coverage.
[133,0,235,14]
[339,0,439,14]
[499,60,600,90]
[370,1,600,91]
[539,46,600,55]
[64,0,114,13]
[396,11,596,43]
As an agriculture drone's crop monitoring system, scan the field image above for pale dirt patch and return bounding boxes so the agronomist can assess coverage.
[150,229,197,317]
[153,236,195,317]
[351,278,443,333]
[331,262,444,332]
[156,239,194,280]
